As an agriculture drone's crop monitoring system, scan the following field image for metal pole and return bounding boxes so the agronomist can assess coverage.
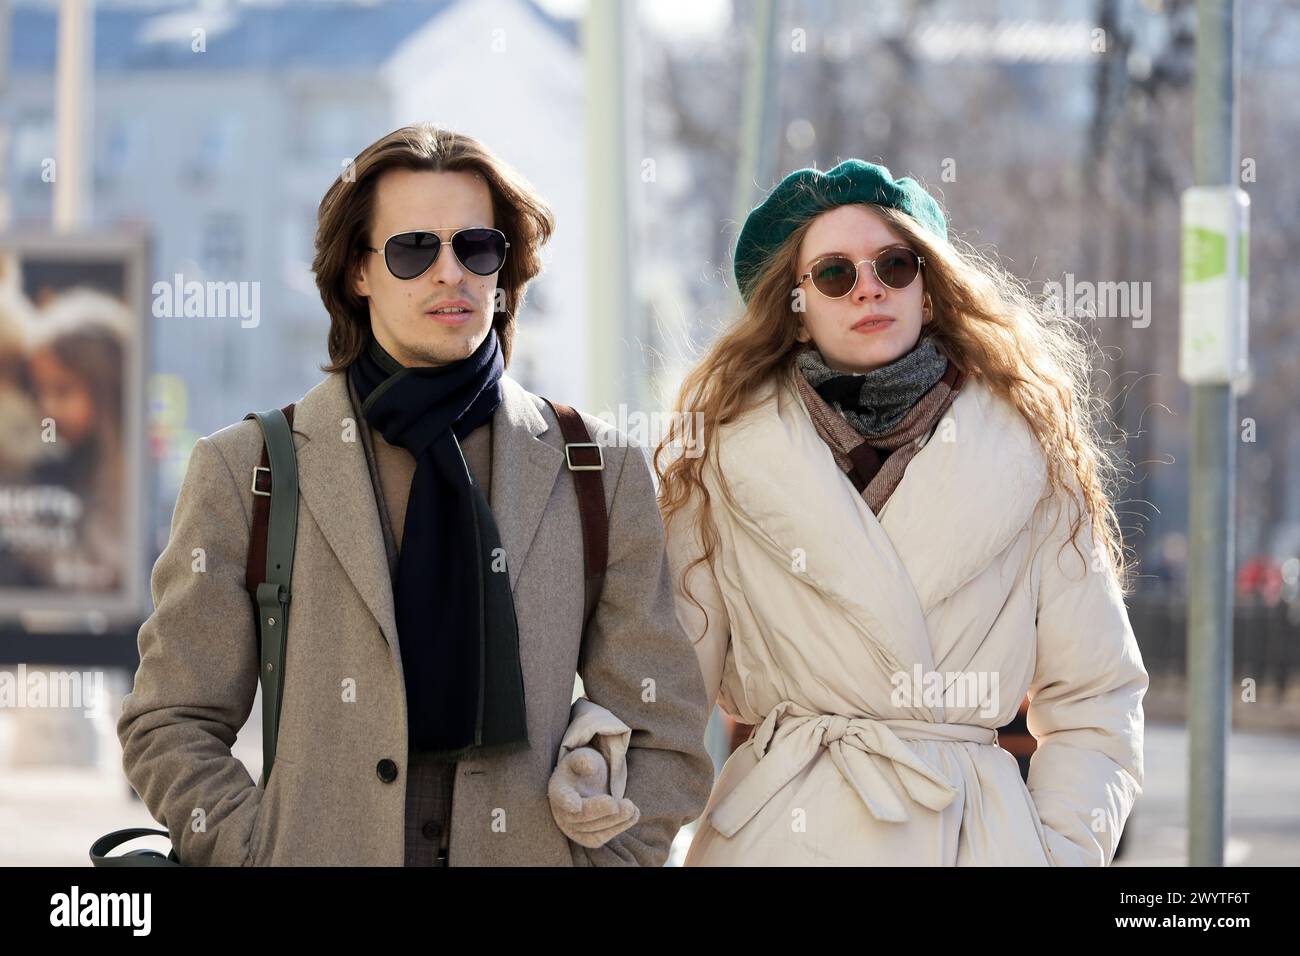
[582,0,633,415]
[0,0,12,232]
[730,0,778,259]
[1186,0,1239,868]
[54,0,92,233]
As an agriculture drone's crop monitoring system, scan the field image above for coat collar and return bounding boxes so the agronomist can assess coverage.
[871,373,1048,611]
[291,371,564,652]
[711,369,1047,669]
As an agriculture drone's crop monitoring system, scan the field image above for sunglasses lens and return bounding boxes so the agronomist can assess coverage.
[385,232,441,279]
[451,228,508,276]
[810,257,857,297]
[876,249,920,289]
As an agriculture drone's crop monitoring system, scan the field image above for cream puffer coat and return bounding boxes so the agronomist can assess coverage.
[666,370,1147,866]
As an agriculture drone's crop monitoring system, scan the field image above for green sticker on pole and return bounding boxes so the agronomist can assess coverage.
[1179,186,1250,385]
[1182,226,1226,283]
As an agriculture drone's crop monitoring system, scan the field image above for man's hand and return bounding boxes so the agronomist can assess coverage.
[548,697,646,851]
[548,745,640,848]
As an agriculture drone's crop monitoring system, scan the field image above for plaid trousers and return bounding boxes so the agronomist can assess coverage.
[404,751,456,866]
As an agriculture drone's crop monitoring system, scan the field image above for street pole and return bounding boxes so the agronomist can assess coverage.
[1181,0,1247,867]
[730,0,777,264]
[0,0,11,232]
[582,0,633,417]
[54,0,92,233]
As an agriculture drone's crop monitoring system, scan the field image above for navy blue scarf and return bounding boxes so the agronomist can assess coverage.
[349,328,528,758]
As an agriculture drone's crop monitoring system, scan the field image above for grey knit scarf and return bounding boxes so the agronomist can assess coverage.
[796,334,949,438]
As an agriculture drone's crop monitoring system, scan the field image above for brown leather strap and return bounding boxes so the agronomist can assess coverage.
[542,399,608,628]
[246,403,296,599]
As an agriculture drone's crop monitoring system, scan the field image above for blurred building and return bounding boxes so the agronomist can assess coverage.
[4,0,586,514]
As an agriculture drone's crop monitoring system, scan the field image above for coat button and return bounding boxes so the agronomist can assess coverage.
[376,758,399,783]
[422,820,442,841]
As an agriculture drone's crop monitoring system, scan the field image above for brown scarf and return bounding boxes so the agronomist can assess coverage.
[795,348,966,515]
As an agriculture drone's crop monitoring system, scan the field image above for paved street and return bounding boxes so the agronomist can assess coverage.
[1115,721,1300,866]
[2,703,1295,866]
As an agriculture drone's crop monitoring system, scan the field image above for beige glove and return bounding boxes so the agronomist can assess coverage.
[548,698,641,848]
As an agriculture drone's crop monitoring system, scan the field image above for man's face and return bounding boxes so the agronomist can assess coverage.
[353,168,499,368]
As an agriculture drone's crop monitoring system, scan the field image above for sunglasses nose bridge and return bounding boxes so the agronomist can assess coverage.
[851,259,887,299]
[425,237,466,284]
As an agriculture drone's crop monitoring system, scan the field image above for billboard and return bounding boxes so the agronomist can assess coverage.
[0,231,148,621]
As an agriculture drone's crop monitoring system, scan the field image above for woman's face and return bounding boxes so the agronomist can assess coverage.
[794,204,927,373]
[29,347,96,447]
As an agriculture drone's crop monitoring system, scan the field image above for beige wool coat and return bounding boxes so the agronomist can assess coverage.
[667,370,1148,866]
[117,371,714,866]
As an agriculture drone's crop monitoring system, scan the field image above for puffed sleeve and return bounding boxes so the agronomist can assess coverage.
[117,435,265,866]
[1026,487,1148,866]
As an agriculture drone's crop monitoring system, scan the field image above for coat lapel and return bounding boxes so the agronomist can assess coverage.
[876,377,1048,614]
[726,372,1050,675]
[488,376,565,594]
[293,374,400,650]
[291,372,564,659]
[715,373,936,675]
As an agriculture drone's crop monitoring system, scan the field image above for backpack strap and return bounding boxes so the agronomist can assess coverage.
[541,399,607,629]
[243,403,298,783]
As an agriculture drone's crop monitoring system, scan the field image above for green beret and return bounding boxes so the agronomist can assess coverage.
[733,159,947,303]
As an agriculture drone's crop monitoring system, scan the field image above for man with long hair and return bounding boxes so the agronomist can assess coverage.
[118,124,713,866]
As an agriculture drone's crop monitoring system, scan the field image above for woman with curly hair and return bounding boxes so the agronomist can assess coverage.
[656,160,1147,866]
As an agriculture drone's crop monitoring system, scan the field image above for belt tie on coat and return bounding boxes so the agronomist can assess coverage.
[708,700,999,837]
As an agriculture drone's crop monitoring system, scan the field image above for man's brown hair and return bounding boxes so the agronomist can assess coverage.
[313,123,555,371]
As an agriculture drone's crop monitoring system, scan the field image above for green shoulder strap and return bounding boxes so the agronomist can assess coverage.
[89,407,298,868]
[243,405,299,783]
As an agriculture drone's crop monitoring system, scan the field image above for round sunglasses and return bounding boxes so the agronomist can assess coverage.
[364,227,510,280]
[796,247,925,298]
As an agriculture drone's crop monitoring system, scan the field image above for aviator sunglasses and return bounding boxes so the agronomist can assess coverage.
[796,246,925,298]
[364,227,510,280]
